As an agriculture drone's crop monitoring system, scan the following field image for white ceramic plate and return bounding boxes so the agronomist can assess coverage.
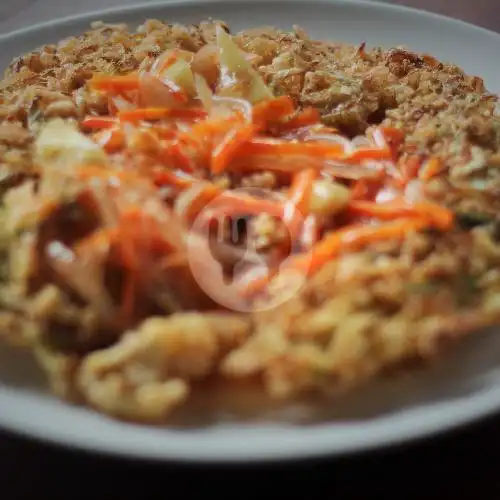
[2,0,500,464]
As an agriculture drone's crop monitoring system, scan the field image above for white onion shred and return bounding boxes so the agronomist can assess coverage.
[305,134,353,154]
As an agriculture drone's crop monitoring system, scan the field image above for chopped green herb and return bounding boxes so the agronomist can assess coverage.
[456,211,494,230]
[454,272,479,307]
[407,281,442,295]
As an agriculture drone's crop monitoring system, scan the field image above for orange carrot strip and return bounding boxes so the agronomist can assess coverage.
[253,96,295,128]
[152,169,197,190]
[154,125,178,140]
[306,218,428,271]
[118,107,207,122]
[118,208,177,259]
[212,191,284,218]
[283,168,316,239]
[160,141,197,173]
[93,127,125,153]
[419,157,443,181]
[379,126,404,150]
[345,147,392,163]
[211,123,255,174]
[401,155,422,183]
[238,138,344,158]
[89,73,140,92]
[278,107,321,131]
[82,116,117,129]
[351,179,370,200]
[349,200,454,230]
[186,116,242,140]
[240,218,428,295]
[180,183,221,223]
[193,188,284,227]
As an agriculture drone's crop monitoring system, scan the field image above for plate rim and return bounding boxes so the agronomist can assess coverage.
[2,0,500,42]
[1,0,500,464]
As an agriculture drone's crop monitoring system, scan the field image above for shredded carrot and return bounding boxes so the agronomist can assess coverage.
[152,169,197,190]
[238,138,344,158]
[253,96,295,128]
[118,208,178,261]
[93,127,125,153]
[240,218,429,296]
[345,147,392,163]
[283,168,316,239]
[186,116,242,141]
[118,107,207,122]
[82,116,117,129]
[153,125,178,140]
[158,140,197,173]
[349,200,454,230]
[178,182,220,224]
[279,107,321,131]
[304,218,428,273]
[89,73,140,92]
[401,155,422,183]
[211,191,284,219]
[211,123,255,174]
[419,157,443,181]
[350,179,370,201]
[68,63,460,309]
[379,126,404,151]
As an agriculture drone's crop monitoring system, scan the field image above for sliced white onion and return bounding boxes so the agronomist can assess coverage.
[351,135,374,150]
[371,127,388,149]
[375,185,399,203]
[305,133,353,154]
[404,179,425,204]
[212,95,253,122]
[323,160,382,180]
[194,73,214,112]
[192,44,220,88]
[174,182,213,224]
[109,94,134,113]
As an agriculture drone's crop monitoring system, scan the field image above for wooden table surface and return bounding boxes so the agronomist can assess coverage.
[1,0,500,497]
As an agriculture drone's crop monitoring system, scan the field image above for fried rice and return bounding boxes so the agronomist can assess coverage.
[1,19,500,422]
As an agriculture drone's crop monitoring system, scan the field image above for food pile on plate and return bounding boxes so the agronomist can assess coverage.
[0,19,499,422]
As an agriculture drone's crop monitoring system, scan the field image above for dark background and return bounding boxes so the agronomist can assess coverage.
[2,1,500,497]
[2,417,500,497]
